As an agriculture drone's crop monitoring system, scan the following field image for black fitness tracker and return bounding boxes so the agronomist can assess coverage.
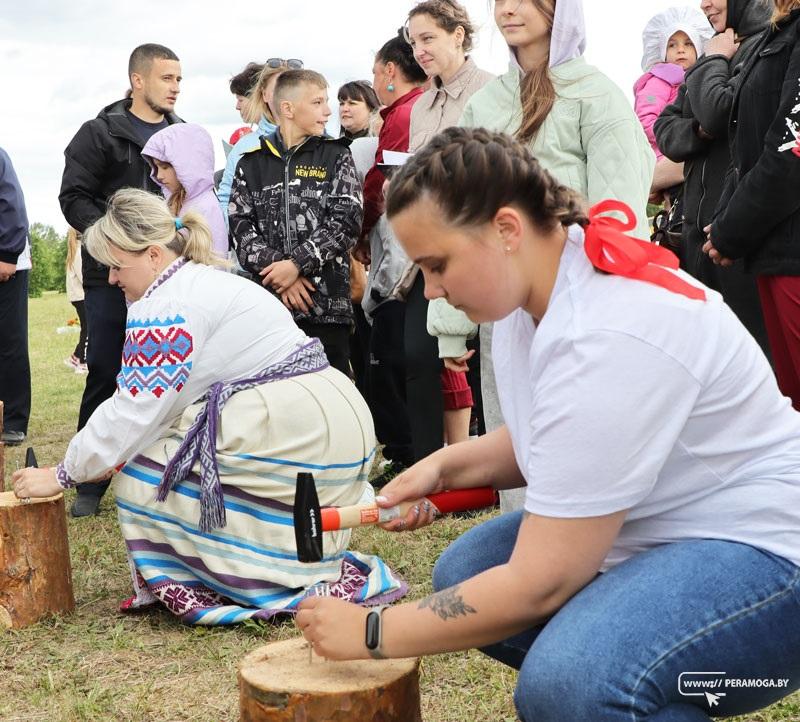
[365,605,388,659]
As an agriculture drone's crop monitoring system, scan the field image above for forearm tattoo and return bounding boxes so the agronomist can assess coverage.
[418,585,477,621]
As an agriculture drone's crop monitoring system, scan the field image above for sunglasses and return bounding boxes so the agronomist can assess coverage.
[266,58,304,69]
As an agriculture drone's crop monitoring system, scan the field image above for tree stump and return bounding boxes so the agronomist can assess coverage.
[0,491,75,629]
[239,636,421,722]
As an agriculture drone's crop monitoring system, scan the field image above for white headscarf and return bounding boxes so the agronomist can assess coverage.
[640,6,715,72]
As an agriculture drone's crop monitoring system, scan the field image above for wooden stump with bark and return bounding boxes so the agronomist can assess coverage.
[0,490,75,629]
[239,636,421,722]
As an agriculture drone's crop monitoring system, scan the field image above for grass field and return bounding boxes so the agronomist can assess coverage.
[1,292,798,721]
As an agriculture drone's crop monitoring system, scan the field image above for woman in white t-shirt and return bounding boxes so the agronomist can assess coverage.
[296,128,800,721]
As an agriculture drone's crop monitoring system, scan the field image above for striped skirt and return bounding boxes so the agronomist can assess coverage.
[115,366,406,625]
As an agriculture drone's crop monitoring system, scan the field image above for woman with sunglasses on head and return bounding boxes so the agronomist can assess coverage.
[218,58,303,226]
[458,0,655,513]
[297,126,800,722]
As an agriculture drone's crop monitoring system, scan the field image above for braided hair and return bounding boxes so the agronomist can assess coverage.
[386,127,588,233]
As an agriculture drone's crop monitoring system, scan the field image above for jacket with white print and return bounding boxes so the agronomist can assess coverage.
[228,129,363,325]
[712,9,800,273]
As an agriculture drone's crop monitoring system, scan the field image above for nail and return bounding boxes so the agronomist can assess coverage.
[375,495,388,503]
[413,505,420,515]
[422,500,431,513]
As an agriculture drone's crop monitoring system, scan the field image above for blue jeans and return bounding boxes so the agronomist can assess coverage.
[433,511,800,722]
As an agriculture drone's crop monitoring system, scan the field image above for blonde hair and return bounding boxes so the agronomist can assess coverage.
[242,64,286,125]
[66,227,81,269]
[84,188,223,268]
[773,0,800,22]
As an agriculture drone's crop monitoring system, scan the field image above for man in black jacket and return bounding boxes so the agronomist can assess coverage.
[654,0,771,357]
[0,148,31,446]
[59,43,183,516]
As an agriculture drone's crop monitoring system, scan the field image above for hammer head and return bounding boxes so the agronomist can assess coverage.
[294,472,323,563]
[25,447,37,469]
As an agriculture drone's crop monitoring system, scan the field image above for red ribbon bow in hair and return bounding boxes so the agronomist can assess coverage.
[584,200,706,302]
[792,137,800,158]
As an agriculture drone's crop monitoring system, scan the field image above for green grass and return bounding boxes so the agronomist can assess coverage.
[1,292,797,721]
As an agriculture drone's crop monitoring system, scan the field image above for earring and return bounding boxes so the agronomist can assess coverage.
[387,83,395,92]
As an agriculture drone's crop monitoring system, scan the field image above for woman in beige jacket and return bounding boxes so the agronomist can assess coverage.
[400,0,494,459]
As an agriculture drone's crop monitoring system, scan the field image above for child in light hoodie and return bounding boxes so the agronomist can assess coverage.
[634,7,714,160]
[142,123,228,258]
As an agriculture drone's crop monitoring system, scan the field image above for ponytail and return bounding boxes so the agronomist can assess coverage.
[172,209,223,266]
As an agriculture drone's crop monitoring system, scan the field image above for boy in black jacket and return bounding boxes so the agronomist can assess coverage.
[229,70,363,375]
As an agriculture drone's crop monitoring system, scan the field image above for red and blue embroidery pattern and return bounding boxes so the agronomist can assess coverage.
[117,315,194,397]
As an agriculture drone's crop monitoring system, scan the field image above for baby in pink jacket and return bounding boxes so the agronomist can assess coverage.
[634,6,714,160]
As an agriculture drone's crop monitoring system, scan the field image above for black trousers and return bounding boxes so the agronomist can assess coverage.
[404,274,444,462]
[0,270,31,434]
[297,321,351,377]
[349,305,371,398]
[368,300,413,467]
[71,300,88,363]
[76,284,127,499]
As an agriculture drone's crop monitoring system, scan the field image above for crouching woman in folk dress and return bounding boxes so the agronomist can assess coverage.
[295,129,800,721]
[12,189,404,625]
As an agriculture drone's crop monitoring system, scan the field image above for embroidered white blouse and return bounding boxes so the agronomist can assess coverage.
[60,259,307,484]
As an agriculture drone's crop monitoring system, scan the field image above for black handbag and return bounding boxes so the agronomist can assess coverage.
[651,192,683,257]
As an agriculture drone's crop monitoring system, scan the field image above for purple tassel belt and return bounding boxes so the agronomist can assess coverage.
[156,339,330,532]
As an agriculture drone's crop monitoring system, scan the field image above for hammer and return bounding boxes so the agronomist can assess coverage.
[293,472,497,563]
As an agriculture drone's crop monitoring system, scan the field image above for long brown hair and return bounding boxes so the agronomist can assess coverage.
[167,186,186,217]
[772,0,800,22]
[516,0,557,144]
[386,126,588,232]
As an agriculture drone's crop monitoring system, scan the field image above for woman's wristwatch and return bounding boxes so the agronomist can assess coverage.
[365,605,389,659]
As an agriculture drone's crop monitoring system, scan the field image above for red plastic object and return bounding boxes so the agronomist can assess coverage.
[426,486,497,514]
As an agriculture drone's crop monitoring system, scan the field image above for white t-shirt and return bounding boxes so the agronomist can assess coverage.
[493,226,800,571]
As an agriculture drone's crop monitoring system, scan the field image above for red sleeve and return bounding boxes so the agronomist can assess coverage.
[362,103,415,239]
